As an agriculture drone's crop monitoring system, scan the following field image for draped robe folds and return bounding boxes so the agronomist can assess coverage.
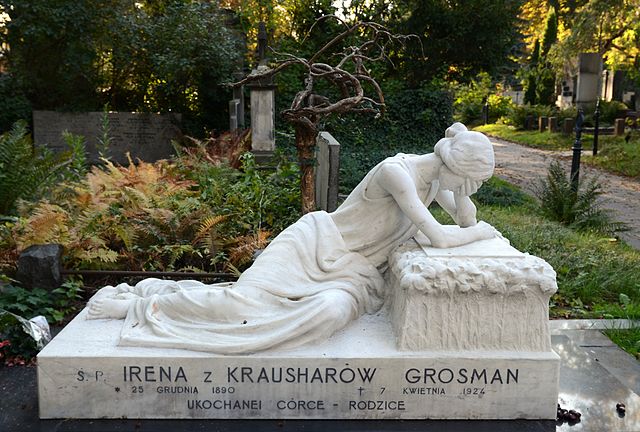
[113,154,438,354]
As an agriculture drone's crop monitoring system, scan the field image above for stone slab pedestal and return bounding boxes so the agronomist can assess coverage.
[388,238,557,353]
[38,308,559,419]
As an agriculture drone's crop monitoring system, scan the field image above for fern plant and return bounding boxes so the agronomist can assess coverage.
[535,161,627,235]
[0,121,88,215]
[5,150,301,273]
[0,121,57,215]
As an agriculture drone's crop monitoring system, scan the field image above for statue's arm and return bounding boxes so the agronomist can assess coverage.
[377,164,493,248]
[435,190,477,228]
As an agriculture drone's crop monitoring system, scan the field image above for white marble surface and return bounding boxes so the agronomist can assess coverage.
[389,238,557,352]
[39,308,559,420]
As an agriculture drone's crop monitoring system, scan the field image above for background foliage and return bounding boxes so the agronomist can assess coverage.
[0,0,243,134]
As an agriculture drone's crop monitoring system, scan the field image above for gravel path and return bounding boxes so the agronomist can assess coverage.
[489,136,640,250]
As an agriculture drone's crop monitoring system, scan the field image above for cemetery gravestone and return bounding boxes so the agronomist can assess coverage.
[315,132,341,213]
[576,53,601,108]
[38,123,559,420]
[524,115,535,130]
[229,100,241,131]
[249,83,276,161]
[33,111,182,165]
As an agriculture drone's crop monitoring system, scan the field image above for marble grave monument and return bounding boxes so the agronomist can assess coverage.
[38,123,560,419]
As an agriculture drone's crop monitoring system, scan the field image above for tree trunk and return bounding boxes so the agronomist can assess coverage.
[295,124,318,214]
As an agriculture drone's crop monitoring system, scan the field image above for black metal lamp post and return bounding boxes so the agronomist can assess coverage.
[570,109,585,192]
[593,100,600,156]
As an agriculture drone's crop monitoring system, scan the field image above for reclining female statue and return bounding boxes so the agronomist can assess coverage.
[87,122,499,354]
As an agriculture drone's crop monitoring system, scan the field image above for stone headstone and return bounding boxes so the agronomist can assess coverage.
[229,99,240,131]
[538,116,548,132]
[602,70,626,102]
[232,75,246,129]
[576,53,601,108]
[249,84,276,162]
[548,116,558,133]
[315,132,341,212]
[33,111,182,165]
[563,118,575,135]
[16,244,63,290]
[615,118,626,136]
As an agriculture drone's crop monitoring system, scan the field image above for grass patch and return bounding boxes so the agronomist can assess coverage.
[475,123,640,178]
[604,327,640,359]
[475,123,575,150]
[582,136,640,177]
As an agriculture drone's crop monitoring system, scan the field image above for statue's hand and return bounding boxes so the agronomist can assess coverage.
[474,221,504,242]
[473,221,497,240]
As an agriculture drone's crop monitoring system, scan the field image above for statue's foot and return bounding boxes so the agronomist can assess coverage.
[86,298,132,320]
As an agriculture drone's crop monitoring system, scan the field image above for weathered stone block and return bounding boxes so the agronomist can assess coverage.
[249,86,276,155]
[33,111,181,164]
[16,244,63,290]
[315,131,341,212]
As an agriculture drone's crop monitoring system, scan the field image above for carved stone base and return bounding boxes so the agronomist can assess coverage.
[38,309,559,419]
[388,238,557,352]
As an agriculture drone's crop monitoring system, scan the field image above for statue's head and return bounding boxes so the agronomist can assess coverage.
[434,123,494,196]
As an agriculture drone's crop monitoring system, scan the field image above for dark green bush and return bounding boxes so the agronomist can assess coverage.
[473,176,531,207]
[502,104,556,129]
[326,82,453,193]
[0,121,87,215]
[599,100,629,125]
[180,152,301,237]
[0,74,31,133]
[535,161,626,235]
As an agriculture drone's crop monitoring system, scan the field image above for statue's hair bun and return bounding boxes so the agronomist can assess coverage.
[445,122,468,138]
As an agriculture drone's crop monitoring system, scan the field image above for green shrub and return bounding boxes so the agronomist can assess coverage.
[451,73,513,125]
[556,106,578,125]
[487,94,514,122]
[179,152,301,237]
[599,100,629,125]
[452,73,492,125]
[0,280,83,362]
[0,121,87,215]
[325,81,453,193]
[535,161,626,235]
[502,104,556,129]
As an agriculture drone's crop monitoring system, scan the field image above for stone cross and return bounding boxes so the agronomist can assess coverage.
[257,22,267,65]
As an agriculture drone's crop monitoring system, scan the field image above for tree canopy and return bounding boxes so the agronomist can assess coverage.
[0,0,242,133]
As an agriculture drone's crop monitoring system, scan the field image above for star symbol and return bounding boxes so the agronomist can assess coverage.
[115,387,121,393]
